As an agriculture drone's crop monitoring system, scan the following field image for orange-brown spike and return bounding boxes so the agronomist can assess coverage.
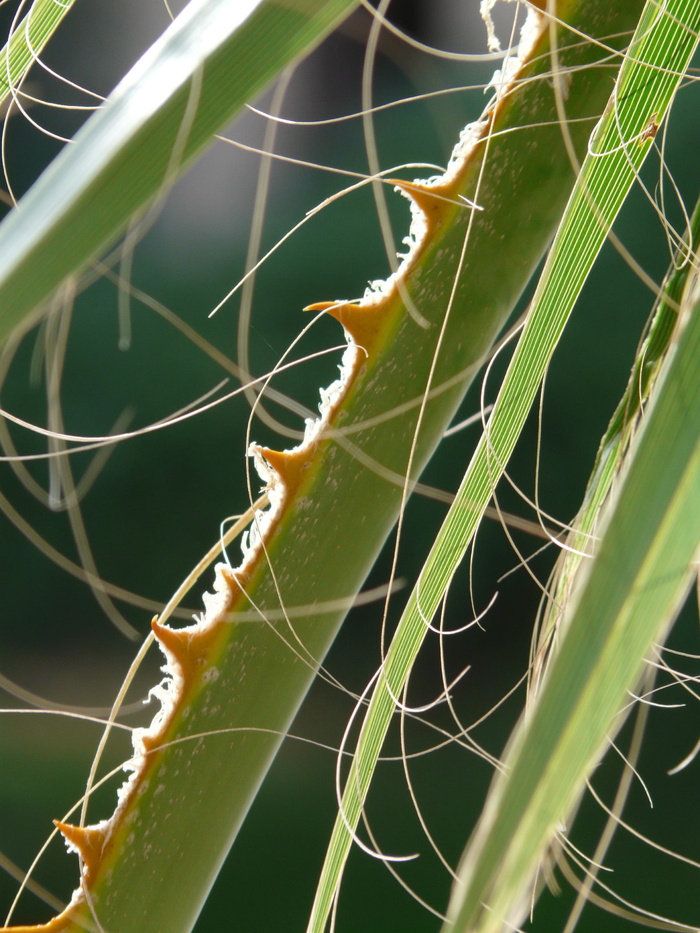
[54,821,107,882]
[151,617,221,684]
[151,616,191,676]
[390,179,461,236]
[305,300,387,353]
[0,913,77,932]
[256,446,313,499]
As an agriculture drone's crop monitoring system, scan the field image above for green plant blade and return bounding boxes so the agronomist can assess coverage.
[308,3,700,930]
[0,0,358,345]
[532,195,700,692]
[445,245,700,933]
[0,0,77,107]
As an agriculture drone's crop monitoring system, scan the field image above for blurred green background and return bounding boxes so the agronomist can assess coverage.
[0,1,698,930]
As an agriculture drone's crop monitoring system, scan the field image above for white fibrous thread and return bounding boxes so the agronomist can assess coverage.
[481,0,504,52]
[481,0,543,57]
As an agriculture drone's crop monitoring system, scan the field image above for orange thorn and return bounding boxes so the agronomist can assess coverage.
[54,822,107,882]
[305,300,387,353]
[256,446,313,498]
[151,617,221,684]
[151,616,191,675]
[304,300,340,314]
[390,179,460,233]
[0,911,78,932]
